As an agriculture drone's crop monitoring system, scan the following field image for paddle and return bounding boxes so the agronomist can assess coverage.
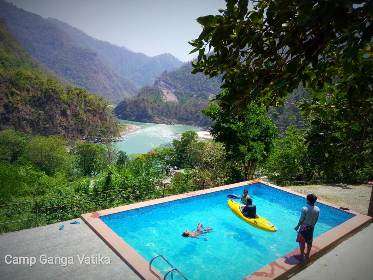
[227,194,240,199]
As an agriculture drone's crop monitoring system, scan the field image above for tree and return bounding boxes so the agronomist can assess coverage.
[73,142,107,176]
[192,0,372,183]
[116,151,129,166]
[204,99,277,179]
[0,129,27,163]
[263,126,310,182]
[25,136,70,175]
[172,131,203,168]
[191,0,371,107]
[303,84,373,183]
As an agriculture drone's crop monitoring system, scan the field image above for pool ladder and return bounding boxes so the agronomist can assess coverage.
[149,254,188,280]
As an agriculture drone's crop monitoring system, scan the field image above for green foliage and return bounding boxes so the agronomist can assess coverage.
[192,0,372,183]
[24,136,71,175]
[263,126,310,182]
[204,98,277,179]
[172,131,203,168]
[73,142,108,176]
[0,129,232,233]
[197,140,227,184]
[0,20,119,139]
[303,84,373,183]
[168,169,200,194]
[191,0,371,106]
[116,151,129,166]
[0,129,27,163]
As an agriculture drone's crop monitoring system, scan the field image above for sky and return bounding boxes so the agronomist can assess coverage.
[8,0,226,62]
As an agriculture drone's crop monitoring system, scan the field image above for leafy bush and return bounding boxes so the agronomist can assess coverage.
[172,131,203,168]
[24,136,71,175]
[0,129,28,163]
[263,126,310,183]
[73,142,108,176]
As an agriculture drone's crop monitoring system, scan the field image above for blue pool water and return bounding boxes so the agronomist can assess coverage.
[101,183,353,280]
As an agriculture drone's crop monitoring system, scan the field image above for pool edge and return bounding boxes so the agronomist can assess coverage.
[81,179,372,280]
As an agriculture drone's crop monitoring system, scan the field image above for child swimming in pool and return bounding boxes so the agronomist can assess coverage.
[182,223,212,238]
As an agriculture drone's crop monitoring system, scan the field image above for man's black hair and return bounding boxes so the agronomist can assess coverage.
[307,193,317,205]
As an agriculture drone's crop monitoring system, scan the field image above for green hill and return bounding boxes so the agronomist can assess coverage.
[114,63,221,127]
[0,1,182,103]
[0,20,118,139]
[115,61,306,129]
[0,0,137,103]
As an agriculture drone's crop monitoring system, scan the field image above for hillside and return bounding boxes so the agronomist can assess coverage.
[115,63,221,127]
[0,20,118,139]
[115,61,306,129]
[50,18,183,88]
[0,0,136,103]
[0,1,182,103]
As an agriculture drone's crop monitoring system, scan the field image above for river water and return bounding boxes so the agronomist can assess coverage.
[114,120,200,155]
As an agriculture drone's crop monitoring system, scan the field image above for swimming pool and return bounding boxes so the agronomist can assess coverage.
[82,181,371,280]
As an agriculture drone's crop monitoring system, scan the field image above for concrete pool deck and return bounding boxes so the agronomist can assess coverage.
[292,223,373,280]
[0,219,372,280]
[0,218,139,280]
[1,179,371,280]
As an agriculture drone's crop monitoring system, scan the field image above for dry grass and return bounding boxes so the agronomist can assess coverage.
[282,184,371,214]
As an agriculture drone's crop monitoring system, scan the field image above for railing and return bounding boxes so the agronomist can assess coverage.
[149,254,188,280]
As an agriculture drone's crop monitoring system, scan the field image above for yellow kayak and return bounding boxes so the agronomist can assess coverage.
[227,199,276,232]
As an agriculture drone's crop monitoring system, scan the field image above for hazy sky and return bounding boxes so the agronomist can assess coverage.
[8,0,226,61]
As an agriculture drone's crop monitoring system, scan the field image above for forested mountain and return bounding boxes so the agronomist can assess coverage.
[115,63,221,127]
[0,20,118,139]
[114,61,306,129]
[0,1,182,103]
[49,19,183,88]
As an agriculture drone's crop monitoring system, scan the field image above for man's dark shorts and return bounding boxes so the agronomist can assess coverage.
[296,225,314,245]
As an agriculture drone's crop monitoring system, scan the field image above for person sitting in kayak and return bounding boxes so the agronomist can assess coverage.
[240,189,251,204]
[241,198,257,218]
[182,223,212,238]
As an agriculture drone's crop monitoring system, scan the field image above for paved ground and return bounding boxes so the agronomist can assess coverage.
[292,223,373,280]
[0,184,371,280]
[285,184,371,214]
[1,220,371,280]
[0,218,139,280]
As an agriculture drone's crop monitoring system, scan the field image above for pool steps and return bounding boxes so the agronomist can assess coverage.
[149,254,188,280]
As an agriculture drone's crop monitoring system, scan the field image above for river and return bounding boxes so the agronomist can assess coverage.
[114,120,201,155]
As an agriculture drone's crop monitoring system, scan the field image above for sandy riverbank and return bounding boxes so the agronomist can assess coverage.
[116,124,141,141]
[197,130,213,140]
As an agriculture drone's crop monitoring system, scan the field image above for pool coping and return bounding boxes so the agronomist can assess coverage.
[81,179,372,280]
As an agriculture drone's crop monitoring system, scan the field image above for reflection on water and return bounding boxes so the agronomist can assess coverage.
[114,120,200,155]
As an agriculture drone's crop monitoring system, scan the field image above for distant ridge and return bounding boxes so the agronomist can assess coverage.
[0,0,182,103]
[49,18,183,88]
[0,20,118,139]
